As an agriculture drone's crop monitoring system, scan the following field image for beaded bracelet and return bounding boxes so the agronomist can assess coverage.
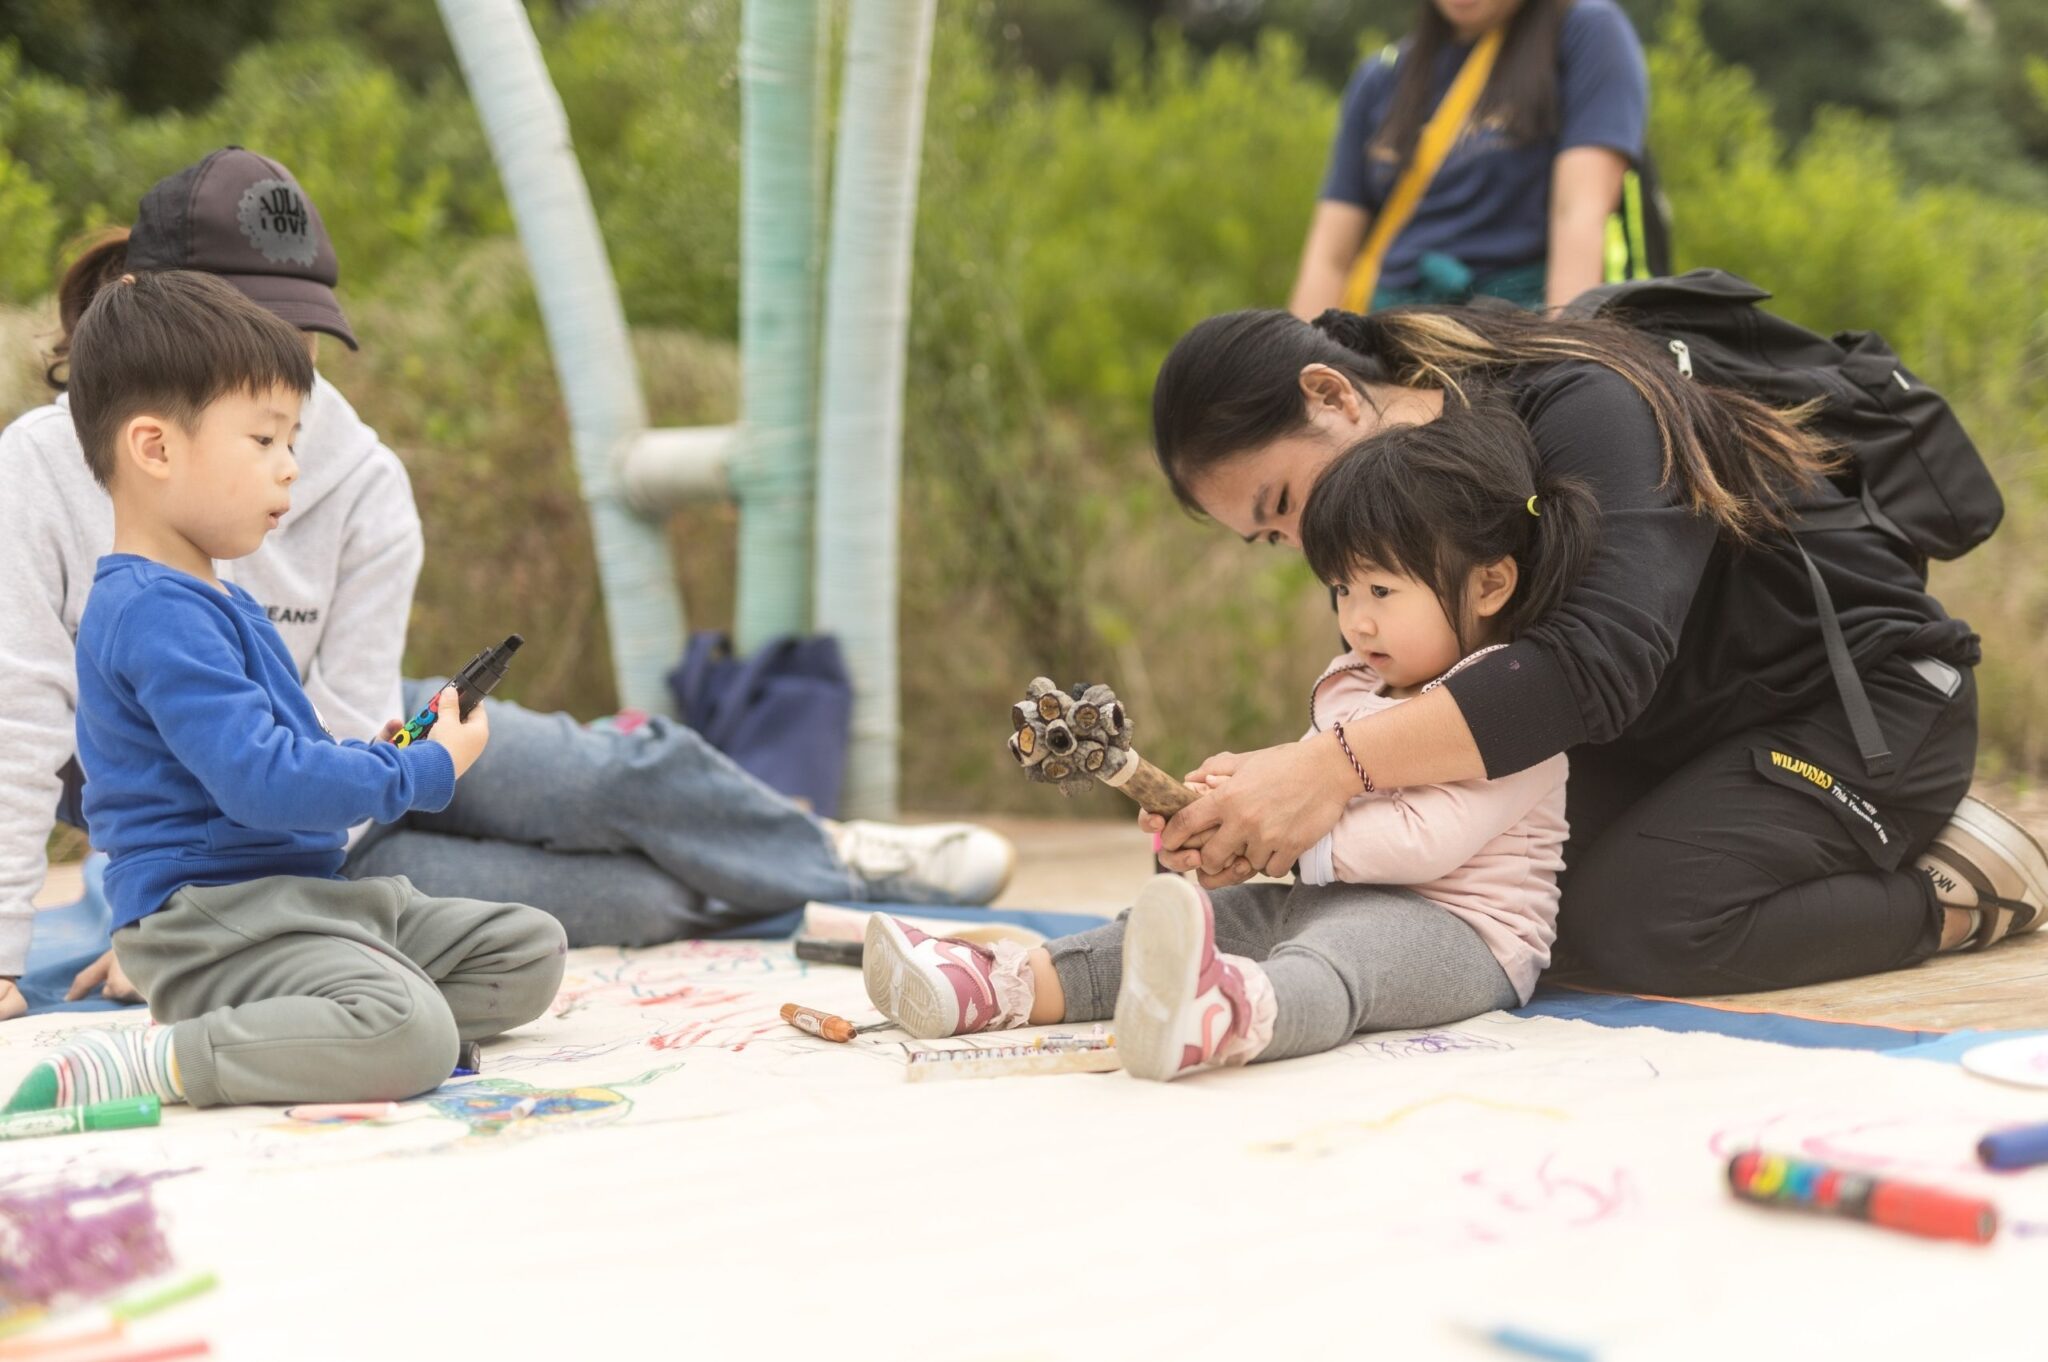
[1330,720,1375,794]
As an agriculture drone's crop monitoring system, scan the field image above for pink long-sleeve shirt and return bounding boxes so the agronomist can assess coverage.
[1295,651,1569,1002]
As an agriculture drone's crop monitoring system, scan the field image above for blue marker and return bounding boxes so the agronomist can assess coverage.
[1464,1322,1597,1362]
[1978,1120,2048,1171]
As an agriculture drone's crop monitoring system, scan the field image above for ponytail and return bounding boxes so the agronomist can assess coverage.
[1300,397,1600,653]
[1507,467,1599,642]
[1154,304,1840,546]
[45,228,133,392]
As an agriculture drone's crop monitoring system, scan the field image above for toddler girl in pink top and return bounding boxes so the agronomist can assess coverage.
[864,400,1597,1078]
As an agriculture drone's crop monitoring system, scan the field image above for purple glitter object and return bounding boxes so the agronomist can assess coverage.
[0,1169,191,1314]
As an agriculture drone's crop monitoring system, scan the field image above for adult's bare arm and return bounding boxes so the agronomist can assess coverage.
[1544,146,1627,312]
[1287,201,1370,320]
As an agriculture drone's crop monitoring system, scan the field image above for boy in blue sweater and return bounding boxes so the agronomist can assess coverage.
[4,271,565,1113]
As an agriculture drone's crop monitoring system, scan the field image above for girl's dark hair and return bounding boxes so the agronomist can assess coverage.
[1152,306,1840,545]
[67,270,314,489]
[1300,397,1598,651]
[46,227,135,392]
[1374,0,1569,166]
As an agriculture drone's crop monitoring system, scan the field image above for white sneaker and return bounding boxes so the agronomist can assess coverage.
[830,820,1017,905]
[1113,875,1273,1081]
[1918,795,2048,950]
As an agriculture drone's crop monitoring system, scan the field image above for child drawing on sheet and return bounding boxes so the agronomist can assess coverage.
[862,400,1599,1079]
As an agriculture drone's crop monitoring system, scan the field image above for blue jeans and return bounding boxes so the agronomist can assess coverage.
[342,680,863,948]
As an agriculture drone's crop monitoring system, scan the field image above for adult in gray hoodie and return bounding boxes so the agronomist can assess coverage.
[0,149,1014,1019]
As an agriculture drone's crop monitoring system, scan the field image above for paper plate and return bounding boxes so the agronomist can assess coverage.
[1961,1034,2048,1089]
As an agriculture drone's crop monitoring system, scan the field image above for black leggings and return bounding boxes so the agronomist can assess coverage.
[1558,655,1977,996]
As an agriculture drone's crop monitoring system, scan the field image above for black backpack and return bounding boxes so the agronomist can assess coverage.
[1565,269,2005,776]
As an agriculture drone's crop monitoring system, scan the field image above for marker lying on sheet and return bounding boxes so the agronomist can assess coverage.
[1979,1120,2048,1171]
[284,1101,442,1125]
[1727,1150,1997,1244]
[0,1095,160,1142]
[1459,1321,1597,1362]
[112,1271,220,1323]
[779,1003,893,1043]
[793,936,864,967]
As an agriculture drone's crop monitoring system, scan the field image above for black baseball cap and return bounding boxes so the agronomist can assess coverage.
[126,147,358,350]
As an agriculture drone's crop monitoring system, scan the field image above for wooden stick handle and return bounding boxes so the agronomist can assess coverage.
[1098,751,1200,816]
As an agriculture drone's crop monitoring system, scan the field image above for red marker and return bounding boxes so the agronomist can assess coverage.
[1727,1150,1997,1244]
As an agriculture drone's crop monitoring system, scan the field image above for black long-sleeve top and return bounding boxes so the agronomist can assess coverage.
[1442,363,1979,778]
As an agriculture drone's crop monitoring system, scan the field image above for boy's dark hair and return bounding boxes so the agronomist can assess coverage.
[66,269,314,489]
[1300,397,1600,653]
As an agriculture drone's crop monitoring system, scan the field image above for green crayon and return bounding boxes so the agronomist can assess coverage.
[0,1095,161,1141]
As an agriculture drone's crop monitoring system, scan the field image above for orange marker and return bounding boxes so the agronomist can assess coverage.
[780,1003,857,1043]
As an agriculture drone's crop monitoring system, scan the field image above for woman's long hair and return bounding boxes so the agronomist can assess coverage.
[45,227,134,391]
[1151,305,1839,544]
[1374,0,1569,166]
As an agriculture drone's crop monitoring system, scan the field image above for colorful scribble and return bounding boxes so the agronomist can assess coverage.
[1349,1030,1515,1061]
[1456,1154,1639,1242]
[550,942,804,1019]
[258,1066,680,1155]
[1707,1112,1989,1176]
[1255,1094,1568,1159]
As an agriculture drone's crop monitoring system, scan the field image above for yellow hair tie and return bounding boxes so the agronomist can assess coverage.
[1526,494,1541,517]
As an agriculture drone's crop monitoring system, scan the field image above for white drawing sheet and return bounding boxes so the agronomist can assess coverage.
[2,936,2044,1360]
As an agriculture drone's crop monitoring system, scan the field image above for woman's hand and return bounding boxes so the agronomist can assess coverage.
[1162,735,1358,881]
[0,978,24,1021]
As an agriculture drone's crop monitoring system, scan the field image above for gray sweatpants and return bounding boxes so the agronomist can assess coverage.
[113,874,567,1108]
[1049,881,1519,1062]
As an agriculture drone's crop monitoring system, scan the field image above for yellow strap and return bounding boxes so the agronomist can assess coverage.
[1341,27,1505,314]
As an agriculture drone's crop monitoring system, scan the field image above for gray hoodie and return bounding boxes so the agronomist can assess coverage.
[0,375,424,974]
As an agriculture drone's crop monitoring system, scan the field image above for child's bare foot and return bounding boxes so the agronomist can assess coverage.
[1114,876,1273,1081]
[862,916,1036,1039]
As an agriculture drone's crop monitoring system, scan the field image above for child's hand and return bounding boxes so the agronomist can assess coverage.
[0,978,24,1022]
[66,949,142,1004]
[1185,752,1243,786]
[428,685,490,778]
[378,718,405,744]
[1136,770,1231,837]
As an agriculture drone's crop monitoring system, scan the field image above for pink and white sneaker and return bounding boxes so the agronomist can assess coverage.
[863,915,1035,1039]
[1114,876,1275,1081]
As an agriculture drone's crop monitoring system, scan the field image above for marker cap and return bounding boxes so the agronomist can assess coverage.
[83,1095,162,1131]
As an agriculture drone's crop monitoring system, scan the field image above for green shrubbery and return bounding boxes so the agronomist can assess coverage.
[0,0,2042,808]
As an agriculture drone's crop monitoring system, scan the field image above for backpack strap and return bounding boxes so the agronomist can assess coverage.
[1797,542,1895,777]
[1341,27,1505,313]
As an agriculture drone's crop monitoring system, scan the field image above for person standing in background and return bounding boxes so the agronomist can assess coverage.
[1288,0,1649,317]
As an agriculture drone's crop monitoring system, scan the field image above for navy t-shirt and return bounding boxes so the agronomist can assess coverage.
[1319,0,1648,291]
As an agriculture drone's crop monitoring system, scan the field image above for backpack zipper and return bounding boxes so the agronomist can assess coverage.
[1668,338,1694,379]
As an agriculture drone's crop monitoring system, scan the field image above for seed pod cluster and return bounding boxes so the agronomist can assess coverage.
[1007,677,1132,796]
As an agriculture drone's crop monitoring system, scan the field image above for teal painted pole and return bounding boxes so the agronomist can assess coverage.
[813,0,937,817]
[437,0,684,714]
[733,0,826,652]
